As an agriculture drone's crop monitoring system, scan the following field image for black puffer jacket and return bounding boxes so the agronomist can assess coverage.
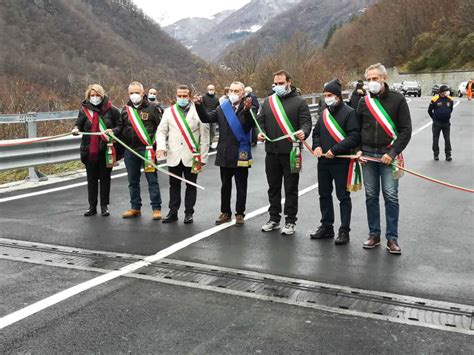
[202,93,220,112]
[74,97,122,163]
[195,100,255,168]
[120,97,162,150]
[312,101,360,164]
[356,83,412,158]
[257,87,312,154]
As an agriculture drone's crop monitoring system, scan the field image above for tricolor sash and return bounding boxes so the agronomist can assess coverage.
[83,108,116,168]
[364,96,404,179]
[220,100,253,167]
[170,104,202,174]
[268,94,301,173]
[126,105,156,172]
[322,109,362,191]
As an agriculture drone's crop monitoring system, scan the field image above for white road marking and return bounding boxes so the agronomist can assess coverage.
[0,101,456,330]
[1,238,472,335]
[0,183,318,330]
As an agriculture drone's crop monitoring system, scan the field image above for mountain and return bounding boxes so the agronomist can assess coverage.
[0,0,206,113]
[190,0,302,61]
[163,10,233,50]
[223,0,375,60]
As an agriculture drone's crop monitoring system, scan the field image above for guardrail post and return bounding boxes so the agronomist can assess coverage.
[26,113,47,182]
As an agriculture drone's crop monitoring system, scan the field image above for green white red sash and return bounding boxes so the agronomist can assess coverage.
[364,96,404,178]
[170,104,202,173]
[268,94,301,173]
[83,108,116,168]
[126,105,156,172]
[322,109,362,191]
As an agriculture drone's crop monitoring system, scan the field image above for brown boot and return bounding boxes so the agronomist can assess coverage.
[122,209,141,218]
[152,210,162,220]
[215,213,231,225]
[363,234,381,249]
[235,214,245,226]
[387,240,402,254]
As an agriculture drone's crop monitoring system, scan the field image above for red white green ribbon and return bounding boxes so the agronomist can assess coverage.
[322,108,362,191]
[83,108,116,167]
[268,94,301,173]
[126,105,156,172]
[364,96,404,178]
[170,104,202,173]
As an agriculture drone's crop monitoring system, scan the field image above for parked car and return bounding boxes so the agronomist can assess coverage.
[391,83,403,92]
[401,81,422,97]
[458,81,468,97]
[431,83,452,96]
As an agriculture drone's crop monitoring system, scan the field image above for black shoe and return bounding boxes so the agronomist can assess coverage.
[184,214,193,224]
[335,230,350,245]
[310,225,335,239]
[101,206,110,217]
[162,212,178,223]
[84,208,97,217]
[434,155,439,161]
[446,155,452,161]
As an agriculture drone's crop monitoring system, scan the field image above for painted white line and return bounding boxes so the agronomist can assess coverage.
[1,255,472,335]
[0,152,218,204]
[0,183,318,330]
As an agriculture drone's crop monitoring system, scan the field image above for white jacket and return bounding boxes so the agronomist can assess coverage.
[156,103,210,167]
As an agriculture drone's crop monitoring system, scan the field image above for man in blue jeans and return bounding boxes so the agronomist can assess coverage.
[356,64,412,254]
[120,81,163,220]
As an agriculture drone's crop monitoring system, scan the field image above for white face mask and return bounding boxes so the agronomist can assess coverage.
[324,97,337,107]
[148,94,156,101]
[368,81,382,94]
[229,93,240,104]
[129,93,142,105]
[208,91,215,95]
[89,96,102,106]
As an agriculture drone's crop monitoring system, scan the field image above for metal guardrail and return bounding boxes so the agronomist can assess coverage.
[0,94,322,181]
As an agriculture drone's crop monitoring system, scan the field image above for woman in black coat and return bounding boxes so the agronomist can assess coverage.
[72,84,122,216]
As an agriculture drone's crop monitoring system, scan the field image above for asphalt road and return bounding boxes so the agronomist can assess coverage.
[1,97,473,353]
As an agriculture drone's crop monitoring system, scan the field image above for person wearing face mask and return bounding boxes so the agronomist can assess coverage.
[428,85,454,161]
[349,80,366,109]
[256,69,312,236]
[147,87,164,116]
[194,81,256,226]
[202,84,220,152]
[72,84,122,217]
[120,81,163,220]
[310,79,360,245]
[156,85,210,224]
[356,63,412,254]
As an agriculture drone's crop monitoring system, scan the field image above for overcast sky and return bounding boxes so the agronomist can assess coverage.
[132,0,251,26]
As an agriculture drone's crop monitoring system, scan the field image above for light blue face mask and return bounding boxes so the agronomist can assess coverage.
[177,98,190,107]
[273,85,288,97]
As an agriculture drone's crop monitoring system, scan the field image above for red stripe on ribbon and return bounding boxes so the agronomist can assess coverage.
[126,106,149,146]
[269,97,293,142]
[364,96,394,139]
[170,105,195,154]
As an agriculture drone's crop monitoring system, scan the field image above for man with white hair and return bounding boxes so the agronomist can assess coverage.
[356,63,412,254]
[120,81,163,220]
[194,81,256,226]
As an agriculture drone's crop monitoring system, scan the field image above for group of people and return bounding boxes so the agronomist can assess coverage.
[74,63,414,255]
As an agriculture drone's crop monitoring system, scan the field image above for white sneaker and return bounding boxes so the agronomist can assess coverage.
[281,223,295,235]
[261,220,280,232]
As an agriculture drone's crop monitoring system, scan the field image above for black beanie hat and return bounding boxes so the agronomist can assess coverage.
[323,79,342,98]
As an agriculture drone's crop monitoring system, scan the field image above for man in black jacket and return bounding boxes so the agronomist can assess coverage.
[349,80,366,109]
[120,81,163,220]
[257,70,312,235]
[428,85,454,161]
[194,81,256,226]
[311,80,360,245]
[356,63,412,254]
[202,84,220,151]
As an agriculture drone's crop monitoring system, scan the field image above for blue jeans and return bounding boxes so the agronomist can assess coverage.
[362,152,399,240]
[124,150,162,211]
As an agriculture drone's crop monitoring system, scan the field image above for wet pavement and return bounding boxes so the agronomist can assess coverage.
[1,97,473,353]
